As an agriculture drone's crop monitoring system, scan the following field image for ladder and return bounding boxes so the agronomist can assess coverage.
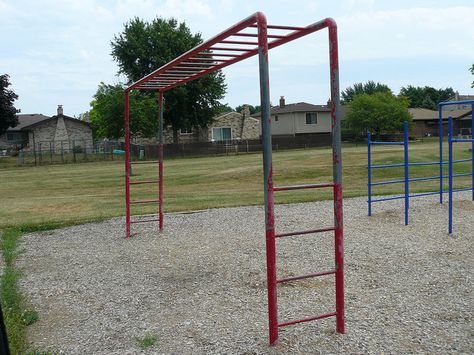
[124,91,164,238]
[265,181,344,344]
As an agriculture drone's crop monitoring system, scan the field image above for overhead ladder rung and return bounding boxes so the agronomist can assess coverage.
[275,227,335,238]
[274,183,334,191]
[278,312,337,328]
[277,270,336,284]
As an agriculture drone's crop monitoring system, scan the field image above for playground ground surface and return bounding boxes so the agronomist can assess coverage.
[18,192,473,354]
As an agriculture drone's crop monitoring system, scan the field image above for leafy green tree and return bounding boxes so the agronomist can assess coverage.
[89,82,158,139]
[345,92,412,140]
[399,85,454,110]
[0,74,20,135]
[111,17,227,142]
[234,104,260,115]
[341,81,392,104]
[470,63,474,88]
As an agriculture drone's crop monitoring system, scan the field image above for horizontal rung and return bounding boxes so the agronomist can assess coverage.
[274,183,334,191]
[131,160,159,165]
[278,312,336,328]
[130,218,160,224]
[129,180,160,185]
[276,227,335,238]
[277,270,336,284]
[130,199,160,205]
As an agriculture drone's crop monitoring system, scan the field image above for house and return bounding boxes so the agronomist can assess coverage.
[158,108,260,144]
[252,96,334,139]
[442,92,474,110]
[409,108,472,136]
[0,105,93,151]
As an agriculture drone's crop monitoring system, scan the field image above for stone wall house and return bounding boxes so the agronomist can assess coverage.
[0,105,93,151]
[409,107,472,136]
[134,109,260,145]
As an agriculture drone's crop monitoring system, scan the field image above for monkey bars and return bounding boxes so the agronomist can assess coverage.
[124,12,344,346]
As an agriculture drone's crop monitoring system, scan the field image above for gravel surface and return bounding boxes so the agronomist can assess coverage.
[18,192,473,354]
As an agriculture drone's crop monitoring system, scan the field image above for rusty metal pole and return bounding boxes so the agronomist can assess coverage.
[158,91,164,231]
[327,18,345,334]
[124,90,131,238]
[257,12,278,346]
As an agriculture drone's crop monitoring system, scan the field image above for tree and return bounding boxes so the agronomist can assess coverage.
[111,17,227,142]
[341,81,392,104]
[345,92,412,139]
[234,104,260,115]
[0,74,20,135]
[399,85,454,110]
[470,63,474,88]
[89,82,158,139]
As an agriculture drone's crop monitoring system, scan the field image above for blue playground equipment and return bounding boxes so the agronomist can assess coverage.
[367,100,473,234]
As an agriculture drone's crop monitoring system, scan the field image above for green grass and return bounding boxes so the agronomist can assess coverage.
[0,141,471,228]
[136,334,158,350]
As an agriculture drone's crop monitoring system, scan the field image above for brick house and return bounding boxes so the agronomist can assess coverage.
[156,109,260,144]
[409,107,472,136]
[0,105,93,151]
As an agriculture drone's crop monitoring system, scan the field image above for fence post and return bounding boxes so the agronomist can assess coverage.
[72,139,76,162]
[60,141,64,163]
[38,143,42,164]
[403,121,409,226]
[448,117,453,234]
[367,131,372,216]
[246,140,249,153]
[50,142,53,164]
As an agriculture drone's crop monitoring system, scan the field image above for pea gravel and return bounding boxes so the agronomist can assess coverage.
[18,192,473,354]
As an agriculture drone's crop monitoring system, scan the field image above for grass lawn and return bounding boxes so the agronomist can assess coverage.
[0,140,472,228]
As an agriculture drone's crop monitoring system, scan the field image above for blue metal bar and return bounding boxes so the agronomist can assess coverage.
[367,131,372,216]
[371,173,472,186]
[452,138,474,143]
[370,141,404,146]
[409,191,442,198]
[371,195,405,203]
[452,187,473,193]
[371,163,404,169]
[403,121,409,225]
[439,104,443,204]
[448,117,453,234]
[439,99,474,107]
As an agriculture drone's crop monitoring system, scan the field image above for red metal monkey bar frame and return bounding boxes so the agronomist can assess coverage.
[124,12,344,346]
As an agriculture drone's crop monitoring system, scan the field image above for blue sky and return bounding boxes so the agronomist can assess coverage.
[1,0,473,117]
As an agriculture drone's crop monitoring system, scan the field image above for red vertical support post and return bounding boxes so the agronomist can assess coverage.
[124,90,131,238]
[256,12,278,346]
[158,91,164,231]
[327,18,345,334]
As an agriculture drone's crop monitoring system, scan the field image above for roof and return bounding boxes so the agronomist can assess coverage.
[25,114,92,129]
[214,110,259,122]
[409,108,472,121]
[252,102,330,118]
[8,114,50,131]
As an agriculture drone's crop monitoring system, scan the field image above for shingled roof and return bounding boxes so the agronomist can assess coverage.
[252,102,330,118]
[8,114,50,131]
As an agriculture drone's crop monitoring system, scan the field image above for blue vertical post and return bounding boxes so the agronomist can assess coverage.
[448,117,453,234]
[367,131,372,216]
[403,121,409,226]
[439,105,443,204]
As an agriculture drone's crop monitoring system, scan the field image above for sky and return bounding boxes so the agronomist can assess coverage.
[1,0,473,117]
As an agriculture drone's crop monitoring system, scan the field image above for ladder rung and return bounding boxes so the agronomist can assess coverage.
[277,270,336,284]
[131,160,159,165]
[130,218,160,224]
[130,199,160,205]
[278,312,336,328]
[275,227,335,238]
[274,183,334,191]
[129,180,160,185]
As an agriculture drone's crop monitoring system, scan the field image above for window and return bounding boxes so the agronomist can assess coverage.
[305,112,318,124]
[212,127,232,141]
[274,115,278,122]
[6,132,27,142]
[180,127,193,134]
